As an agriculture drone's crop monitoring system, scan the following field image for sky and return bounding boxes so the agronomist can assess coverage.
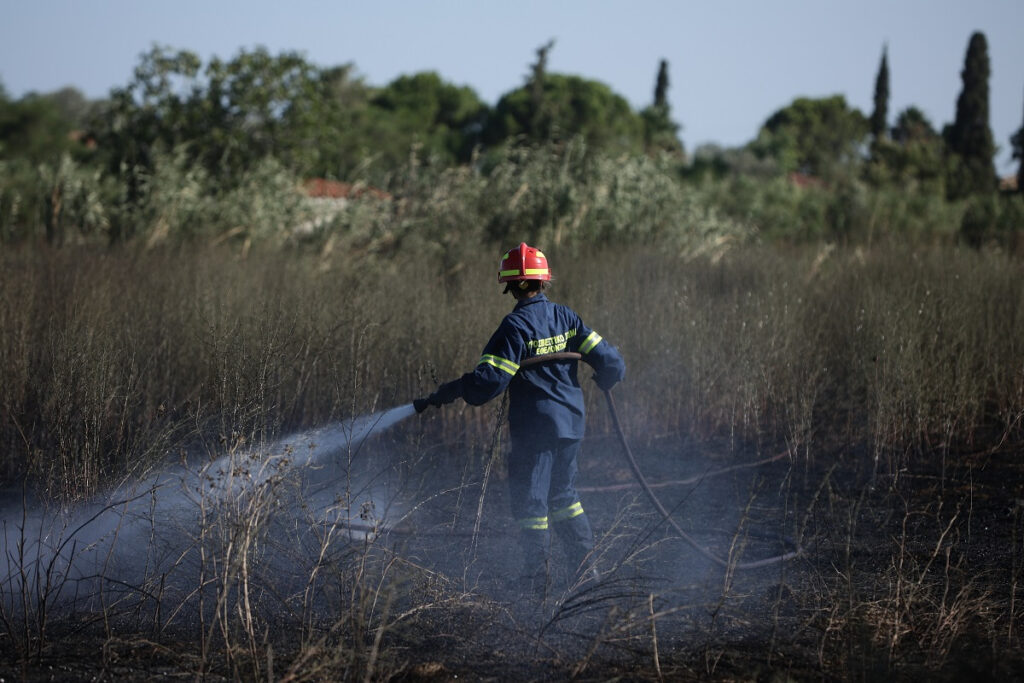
[2,0,1023,174]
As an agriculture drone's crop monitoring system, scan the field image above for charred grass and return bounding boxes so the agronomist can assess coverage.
[1,243,1023,680]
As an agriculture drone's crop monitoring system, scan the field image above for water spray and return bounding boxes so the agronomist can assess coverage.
[0,403,421,611]
[205,402,418,498]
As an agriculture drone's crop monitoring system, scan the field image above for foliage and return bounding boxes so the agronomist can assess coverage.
[300,138,752,265]
[640,102,683,157]
[685,143,781,182]
[88,46,500,202]
[653,60,669,109]
[870,45,890,140]
[960,192,1024,251]
[44,86,98,128]
[0,37,1020,250]
[93,45,202,179]
[865,107,945,192]
[110,147,311,247]
[958,193,997,247]
[370,71,488,166]
[483,73,645,155]
[0,158,42,243]
[0,88,90,162]
[199,47,334,178]
[0,154,110,245]
[640,59,684,157]
[95,46,352,185]
[1012,98,1024,192]
[38,153,111,245]
[996,194,1024,252]
[472,138,747,251]
[527,39,555,143]
[8,127,1022,253]
[750,95,869,180]
[943,31,997,200]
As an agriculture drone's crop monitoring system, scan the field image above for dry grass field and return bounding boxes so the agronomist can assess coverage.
[2,243,1023,680]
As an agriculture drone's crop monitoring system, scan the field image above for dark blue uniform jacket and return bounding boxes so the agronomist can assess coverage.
[452,293,625,446]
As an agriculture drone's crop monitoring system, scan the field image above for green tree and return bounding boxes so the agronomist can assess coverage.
[1012,87,1024,193]
[867,106,945,191]
[95,49,199,172]
[285,63,378,179]
[48,87,97,129]
[91,45,203,241]
[654,59,669,108]
[482,40,644,154]
[870,45,890,140]
[484,74,644,155]
[370,71,488,165]
[528,40,556,142]
[94,46,387,188]
[944,31,997,199]
[199,47,339,178]
[0,88,93,162]
[640,59,684,157]
[750,95,868,179]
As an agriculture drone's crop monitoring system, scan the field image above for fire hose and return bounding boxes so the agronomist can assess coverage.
[520,352,802,570]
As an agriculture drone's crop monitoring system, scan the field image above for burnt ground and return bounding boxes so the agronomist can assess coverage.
[4,426,1024,681]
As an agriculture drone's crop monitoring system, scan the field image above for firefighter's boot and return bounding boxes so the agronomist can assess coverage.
[553,513,598,588]
[516,528,551,599]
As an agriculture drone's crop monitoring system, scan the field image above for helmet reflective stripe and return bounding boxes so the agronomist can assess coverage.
[479,354,519,376]
[550,501,584,522]
[579,331,603,354]
[518,515,549,530]
[498,241,552,283]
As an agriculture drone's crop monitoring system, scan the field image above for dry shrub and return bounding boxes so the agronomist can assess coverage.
[2,243,1022,498]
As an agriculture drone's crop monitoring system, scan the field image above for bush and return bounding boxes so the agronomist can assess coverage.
[959,194,997,247]
[4,133,1020,252]
[0,155,110,245]
[0,158,42,243]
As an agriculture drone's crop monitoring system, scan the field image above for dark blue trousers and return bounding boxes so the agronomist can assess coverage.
[507,438,595,583]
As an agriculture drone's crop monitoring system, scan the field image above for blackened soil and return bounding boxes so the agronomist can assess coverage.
[4,431,1024,681]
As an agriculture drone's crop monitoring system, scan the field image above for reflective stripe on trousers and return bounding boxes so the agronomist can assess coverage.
[509,438,594,574]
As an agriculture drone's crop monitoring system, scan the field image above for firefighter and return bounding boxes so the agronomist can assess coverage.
[415,242,625,596]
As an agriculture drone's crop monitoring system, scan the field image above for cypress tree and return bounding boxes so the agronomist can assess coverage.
[944,31,997,199]
[641,59,683,156]
[654,59,669,109]
[1013,86,1024,192]
[870,45,890,139]
[528,40,555,142]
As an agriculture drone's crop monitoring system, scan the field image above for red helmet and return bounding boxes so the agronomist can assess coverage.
[498,242,551,283]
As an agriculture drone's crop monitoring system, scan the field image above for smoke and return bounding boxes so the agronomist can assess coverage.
[0,403,419,620]
[1,397,798,662]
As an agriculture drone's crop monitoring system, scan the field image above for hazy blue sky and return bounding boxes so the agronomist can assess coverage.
[3,0,1022,172]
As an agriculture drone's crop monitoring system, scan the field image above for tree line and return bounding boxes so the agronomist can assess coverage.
[1,33,1022,249]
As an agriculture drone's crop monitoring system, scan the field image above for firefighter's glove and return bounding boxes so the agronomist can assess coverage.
[416,379,463,412]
